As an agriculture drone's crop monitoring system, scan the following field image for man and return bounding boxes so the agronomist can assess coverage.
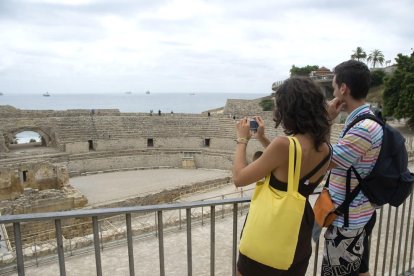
[323,60,383,276]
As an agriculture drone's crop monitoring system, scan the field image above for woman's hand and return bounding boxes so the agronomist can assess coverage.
[253,116,265,139]
[236,117,251,140]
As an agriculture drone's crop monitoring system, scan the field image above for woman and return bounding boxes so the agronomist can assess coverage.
[233,77,331,276]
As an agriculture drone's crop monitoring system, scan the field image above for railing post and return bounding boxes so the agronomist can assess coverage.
[126,213,135,276]
[55,219,66,276]
[389,207,399,276]
[157,211,165,276]
[92,216,102,276]
[410,211,414,272]
[313,238,320,276]
[155,212,158,237]
[69,237,73,256]
[210,205,215,276]
[382,205,392,275]
[374,207,383,275]
[396,201,406,275]
[232,203,238,276]
[179,209,182,230]
[404,187,414,273]
[186,208,192,276]
[201,206,204,226]
[99,219,104,252]
[221,195,225,219]
[33,236,38,267]
[13,222,25,276]
[240,189,243,216]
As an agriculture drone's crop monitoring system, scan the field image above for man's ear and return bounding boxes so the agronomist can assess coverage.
[340,83,348,96]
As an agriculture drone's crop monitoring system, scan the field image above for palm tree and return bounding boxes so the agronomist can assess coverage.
[367,49,385,68]
[351,47,367,61]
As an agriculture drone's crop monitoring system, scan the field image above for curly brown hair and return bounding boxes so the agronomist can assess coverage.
[274,77,330,150]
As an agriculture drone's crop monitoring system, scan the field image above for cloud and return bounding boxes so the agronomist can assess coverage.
[0,0,413,94]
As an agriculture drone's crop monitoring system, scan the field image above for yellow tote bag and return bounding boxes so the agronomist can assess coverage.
[239,137,306,270]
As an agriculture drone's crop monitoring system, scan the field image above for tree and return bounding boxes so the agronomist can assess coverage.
[351,47,367,61]
[367,49,385,68]
[383,52,414,127]
[370,70,386,87]
[259,98,274,111]
[290,65,319,76]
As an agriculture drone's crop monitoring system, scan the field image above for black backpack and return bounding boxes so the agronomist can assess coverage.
[342,114,414,208]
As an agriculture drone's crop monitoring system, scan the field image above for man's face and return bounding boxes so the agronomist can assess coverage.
[332,76,342,99]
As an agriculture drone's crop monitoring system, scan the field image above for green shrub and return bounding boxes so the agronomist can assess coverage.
[259,99,274,111]
[370,70,386,87]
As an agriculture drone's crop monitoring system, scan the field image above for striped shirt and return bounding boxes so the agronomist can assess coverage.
[330,104,383,229]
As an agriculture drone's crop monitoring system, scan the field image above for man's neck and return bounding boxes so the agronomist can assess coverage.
[345,99,366,114]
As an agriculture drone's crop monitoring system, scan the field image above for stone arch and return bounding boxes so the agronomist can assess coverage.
[4,126,55,150]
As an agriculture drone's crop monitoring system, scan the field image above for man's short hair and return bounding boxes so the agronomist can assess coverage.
[333,60,371,99]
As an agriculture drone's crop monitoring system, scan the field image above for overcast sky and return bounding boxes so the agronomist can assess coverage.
[0,0,413,94]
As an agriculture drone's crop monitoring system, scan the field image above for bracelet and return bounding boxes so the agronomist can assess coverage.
[235,137,249,144]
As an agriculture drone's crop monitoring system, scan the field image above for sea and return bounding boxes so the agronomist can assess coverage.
[1,92,268,143]
[0,92,267,114]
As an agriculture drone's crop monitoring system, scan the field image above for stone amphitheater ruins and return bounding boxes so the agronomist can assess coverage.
[0,89,413,273]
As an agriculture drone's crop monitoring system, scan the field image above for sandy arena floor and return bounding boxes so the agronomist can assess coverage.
[70,168,232,206]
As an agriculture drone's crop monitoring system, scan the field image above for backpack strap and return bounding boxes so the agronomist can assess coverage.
[343,114,384,136]
[325,114,381,227]
[338,113,383,227]
[336,169,362,227]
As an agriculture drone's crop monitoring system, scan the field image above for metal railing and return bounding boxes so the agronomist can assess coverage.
[0,193,413,276]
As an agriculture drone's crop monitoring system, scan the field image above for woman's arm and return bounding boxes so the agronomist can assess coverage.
[232,118,251,187]
[232,118,287,187]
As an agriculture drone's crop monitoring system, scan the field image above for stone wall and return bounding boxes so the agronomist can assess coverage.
[223,97,270,116]
[0,107,250,153]
[0,186,87,215]
[0,163,69,200]
[0,104,343,177]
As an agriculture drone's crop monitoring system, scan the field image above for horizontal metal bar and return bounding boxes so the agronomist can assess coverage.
[0,198,251,224]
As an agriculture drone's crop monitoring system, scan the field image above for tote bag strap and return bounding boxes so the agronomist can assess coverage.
[287,136,302,194]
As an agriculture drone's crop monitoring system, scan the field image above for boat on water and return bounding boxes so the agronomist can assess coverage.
[145,90,150,95]
[0,92,3,96]
[43,92,50,97]
[125,91,132,94]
